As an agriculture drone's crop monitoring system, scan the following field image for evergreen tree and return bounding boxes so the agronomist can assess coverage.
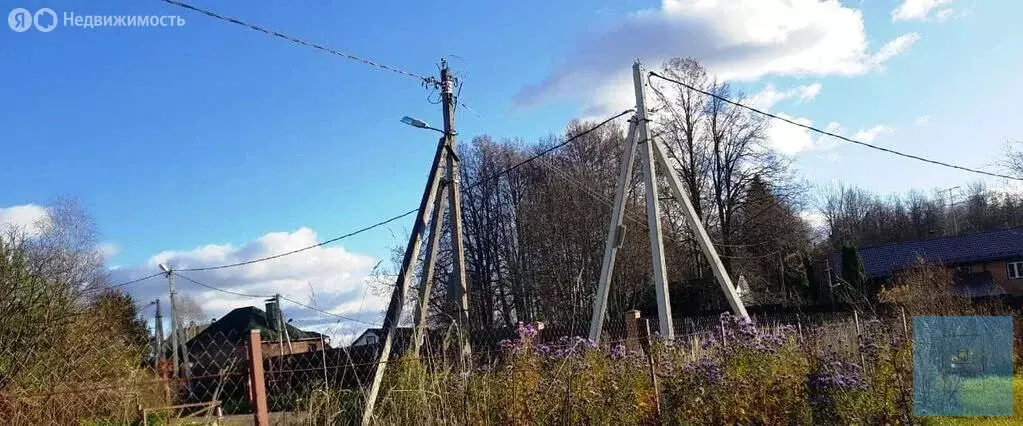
[840,243,867,294]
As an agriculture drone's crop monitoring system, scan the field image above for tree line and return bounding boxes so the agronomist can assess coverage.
[412,58,1023,334]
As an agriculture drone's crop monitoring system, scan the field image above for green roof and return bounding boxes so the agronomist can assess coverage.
[187,306,323,345]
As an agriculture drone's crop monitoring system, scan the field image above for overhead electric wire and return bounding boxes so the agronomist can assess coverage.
[176,110,631,273]
[97,109,632,297]
[157,0,434,84]
[176,208,419,272]
[174,271,272,299]
[278,295,381,326]
[647,71,1023,182]
[174,272,381,326]
[95,272,164,293]
[464,109,635,191]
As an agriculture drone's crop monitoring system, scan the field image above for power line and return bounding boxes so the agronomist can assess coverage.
[157,0,435,85]
[98,272,164,292]
[174,271,272,299]
[177,208,419,272]
[464,109,634,191]
[279,295,380,326]
[179,110,630,273]
[174,272,381,326]
[102,110,630,285]
[648,71,1023,182]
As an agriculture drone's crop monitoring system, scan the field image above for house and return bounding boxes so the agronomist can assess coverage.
[352,326,457,356]
[834,228,1023,297]
[186,300,329,376]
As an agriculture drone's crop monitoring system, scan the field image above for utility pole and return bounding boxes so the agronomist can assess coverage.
[441,61,472,361]
[160,264,192,394]
[273,294,285,357]
[154,298,164,374]
[362,59,471,425]
[943,186,961,235]
[160,265,180,379]
[589,61,749,343]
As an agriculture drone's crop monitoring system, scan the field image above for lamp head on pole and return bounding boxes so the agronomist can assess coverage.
[400,116,445,135]
[158,263,171,275]
[401,116,429,129]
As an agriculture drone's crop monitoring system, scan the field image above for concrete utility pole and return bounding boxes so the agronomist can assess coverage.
[589,61,749,343]
[442,62,473,361]
[160,264,191,391]
[160,265,180,379]
[362,59,471,425]
[154,298,164,373]
[943,186,961,235]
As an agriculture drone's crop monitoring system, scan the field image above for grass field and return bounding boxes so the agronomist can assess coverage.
[925,375,1020,425]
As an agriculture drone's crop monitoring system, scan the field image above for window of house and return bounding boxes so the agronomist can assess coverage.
[1008,261,1023,279]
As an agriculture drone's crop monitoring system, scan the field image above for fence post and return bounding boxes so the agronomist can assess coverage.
[900,306,909,339]
[796,313,804,343]
[624,310,642,353]
[719,316,728,349]
[638,318,661,419]
[248,329,269,426]
[853,311,865,368]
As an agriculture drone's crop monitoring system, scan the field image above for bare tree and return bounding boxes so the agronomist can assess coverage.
[176,295,209,340]
[22,199,108,297]
[1000,140,1023,178]
[654,57,712,221]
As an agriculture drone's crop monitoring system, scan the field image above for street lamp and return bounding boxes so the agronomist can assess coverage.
[400,116,445,135]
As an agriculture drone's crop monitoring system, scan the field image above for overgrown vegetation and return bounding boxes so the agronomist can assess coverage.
[0,201,164,424]
[304,263,1020,425]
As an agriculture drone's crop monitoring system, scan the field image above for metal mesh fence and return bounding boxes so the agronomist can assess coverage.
[0,308,914,424]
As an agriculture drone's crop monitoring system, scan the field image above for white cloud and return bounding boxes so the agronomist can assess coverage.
[892,0,955,22]
[797,82,823,102]
[98,242,121,259]
[748,82,822,155]
[914,114,932,127]
[851,125,895,142]
[809,121,894,151]
[799,211,827,230]
[868,33,921,68]
[0,204,49,237]
[111,227,389,338]
[934,8,955,21]
[749,82,822,110]
[766,113,814,155]
[516,0,920,116]
[813,122,846,151]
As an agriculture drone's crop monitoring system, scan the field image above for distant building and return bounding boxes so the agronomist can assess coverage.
[352,326,454,356]
[186,300,328,376]
[833,228,1023,297]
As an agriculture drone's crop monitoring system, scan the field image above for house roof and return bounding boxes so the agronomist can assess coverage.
[187,306,324,346]
[835,228,1023,279]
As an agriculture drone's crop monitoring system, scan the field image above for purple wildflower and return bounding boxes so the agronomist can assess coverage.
[684,358,724,384]
[807,360,868,405]
[609,344,628,360]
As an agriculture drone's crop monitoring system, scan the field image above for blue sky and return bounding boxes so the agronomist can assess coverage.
[2,0,1021,336]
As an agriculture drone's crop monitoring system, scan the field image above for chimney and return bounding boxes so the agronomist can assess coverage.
[265,298,281,333]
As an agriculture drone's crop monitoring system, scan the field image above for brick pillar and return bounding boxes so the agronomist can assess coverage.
[247,330,269,426]
[624,310,643,353]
